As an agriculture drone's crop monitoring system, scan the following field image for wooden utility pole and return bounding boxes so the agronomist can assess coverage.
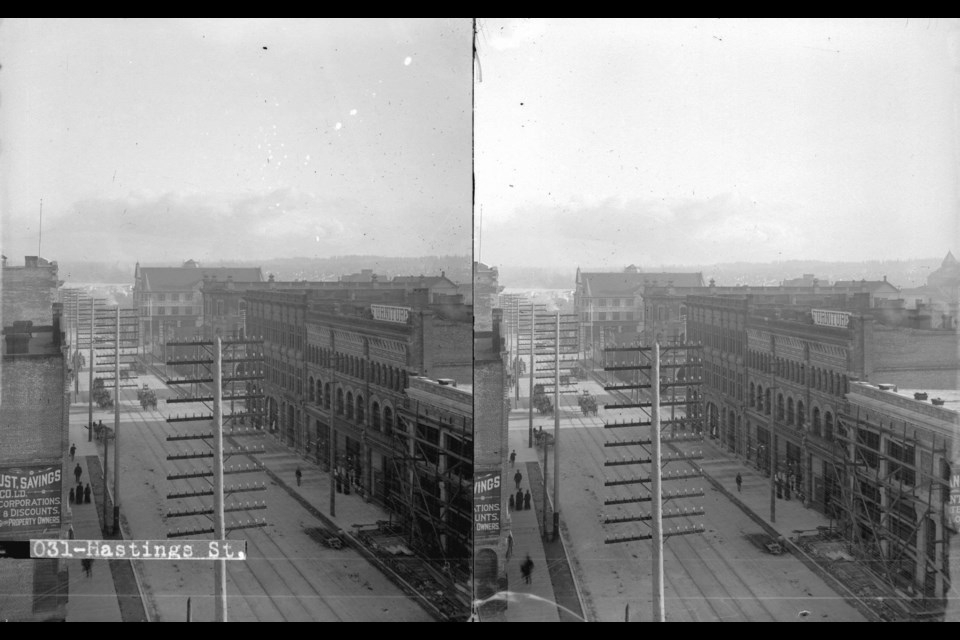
[552,312,560,541]
[329,334,337,518]
[87,298,94,441]
[213,337,227,622]
[113,307,121,534]
[769,376,777,524]
[651,342,664,622]
[528,302,535,448]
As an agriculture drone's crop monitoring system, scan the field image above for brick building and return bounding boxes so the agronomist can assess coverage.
[687,287,960,525]
[574,266,704,355]
[473,311,510,611]
[133,260,264,355]
[242,281,472,564]
[396,376,472,579]
[0,256,70,621]
[838,382,959,614]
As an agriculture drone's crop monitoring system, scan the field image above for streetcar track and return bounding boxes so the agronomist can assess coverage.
[110,381,353,621]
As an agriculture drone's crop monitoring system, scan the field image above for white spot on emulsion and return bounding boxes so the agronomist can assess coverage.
[334,122,342,130]
[403,56,412,66]
[315,235,320,242]
[349,109,357,116]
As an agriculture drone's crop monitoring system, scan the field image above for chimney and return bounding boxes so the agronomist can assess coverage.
[25,256,39,268]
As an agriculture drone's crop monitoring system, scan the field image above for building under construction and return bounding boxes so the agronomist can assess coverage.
[834,381,958,614]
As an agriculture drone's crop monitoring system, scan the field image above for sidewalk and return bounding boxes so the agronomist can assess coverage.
[63,415,122,622]
[498,444,561,622]
[697,437,832,537]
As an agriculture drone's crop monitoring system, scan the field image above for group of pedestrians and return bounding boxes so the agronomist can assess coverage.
[70,455,92,505]
[509,468,532,511]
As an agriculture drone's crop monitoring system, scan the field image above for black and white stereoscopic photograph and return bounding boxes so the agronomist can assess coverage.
[0,18,473,621]
[473,18,960,622]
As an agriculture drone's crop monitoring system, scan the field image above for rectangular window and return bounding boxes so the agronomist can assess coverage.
[157,293,166,302]
[172,293,180,301]
[598,312,607,321]
[171,307,179,315]
[157,307,166,315]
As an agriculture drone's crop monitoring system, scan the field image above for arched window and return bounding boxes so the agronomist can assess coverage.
[384,406,394,435]
[308,377,315,403]
[336,388,344,415]
[346,391,354,419]
[824,411,834,441]
[324,383,331,409]
[316,379,323,405]
[787,397,794,425]
[372,402,381,431]
[813,407,822,437]
[797,400,805,427]
[765,388,771,415]
[749,382,756,407]
[757,385,764,409]
[777,393,784,421]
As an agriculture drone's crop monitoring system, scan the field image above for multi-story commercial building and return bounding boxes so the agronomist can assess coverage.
[839,382,959,613]
[242,281,472,567]
[1,256,70,621]
[473,310,510,612]
[574,266,704,355]
[396,376,472,576]
[133,260,263,354]
[687,287,960,523]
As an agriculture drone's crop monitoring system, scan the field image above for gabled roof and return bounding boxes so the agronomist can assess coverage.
[140,267,264,291]
[578,271,705,297]
[831,279,899,294]
[390,275,457,287]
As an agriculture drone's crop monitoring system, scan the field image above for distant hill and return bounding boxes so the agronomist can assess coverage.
[498,258,946,290]
[56,255,472,285]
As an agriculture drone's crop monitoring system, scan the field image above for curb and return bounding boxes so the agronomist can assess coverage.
[697,464,881,623]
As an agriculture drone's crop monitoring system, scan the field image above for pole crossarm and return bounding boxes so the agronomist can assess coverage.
[605,452,703,467]
[603,507,706,525]
[166,394,264,404]
[604,433,703,446]
[166,502,267,519]
[604,470,703,486]
[605,400,690,410]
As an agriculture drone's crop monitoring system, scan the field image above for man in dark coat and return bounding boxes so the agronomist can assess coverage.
[524,489,531,510]
[514,469,523,491]
[521,554,534,584]
[74,463,82,484]
[84,483,91,504]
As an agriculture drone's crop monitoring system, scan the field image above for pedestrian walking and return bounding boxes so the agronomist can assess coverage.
[69,487,75,504]
[295,467,302,487]
[524,489,531,510]
[521,554,534,584]
[509,494,515,510]
[514,469,523,491]
[735,473,742,493]
[74,463,82,484]
[516,489,524,512]
[69,443,76,461]
[84,483,91,504]
[510,450,517,467]
[81,558,93,578]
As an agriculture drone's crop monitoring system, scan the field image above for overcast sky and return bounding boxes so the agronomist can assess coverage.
[0,18,472,265]
[475,18,960,270]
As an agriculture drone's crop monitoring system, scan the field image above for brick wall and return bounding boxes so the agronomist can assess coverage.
[1,355,67,464]
[870,325,960,389]
[1,263,59,326]
[419,316,472,385]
